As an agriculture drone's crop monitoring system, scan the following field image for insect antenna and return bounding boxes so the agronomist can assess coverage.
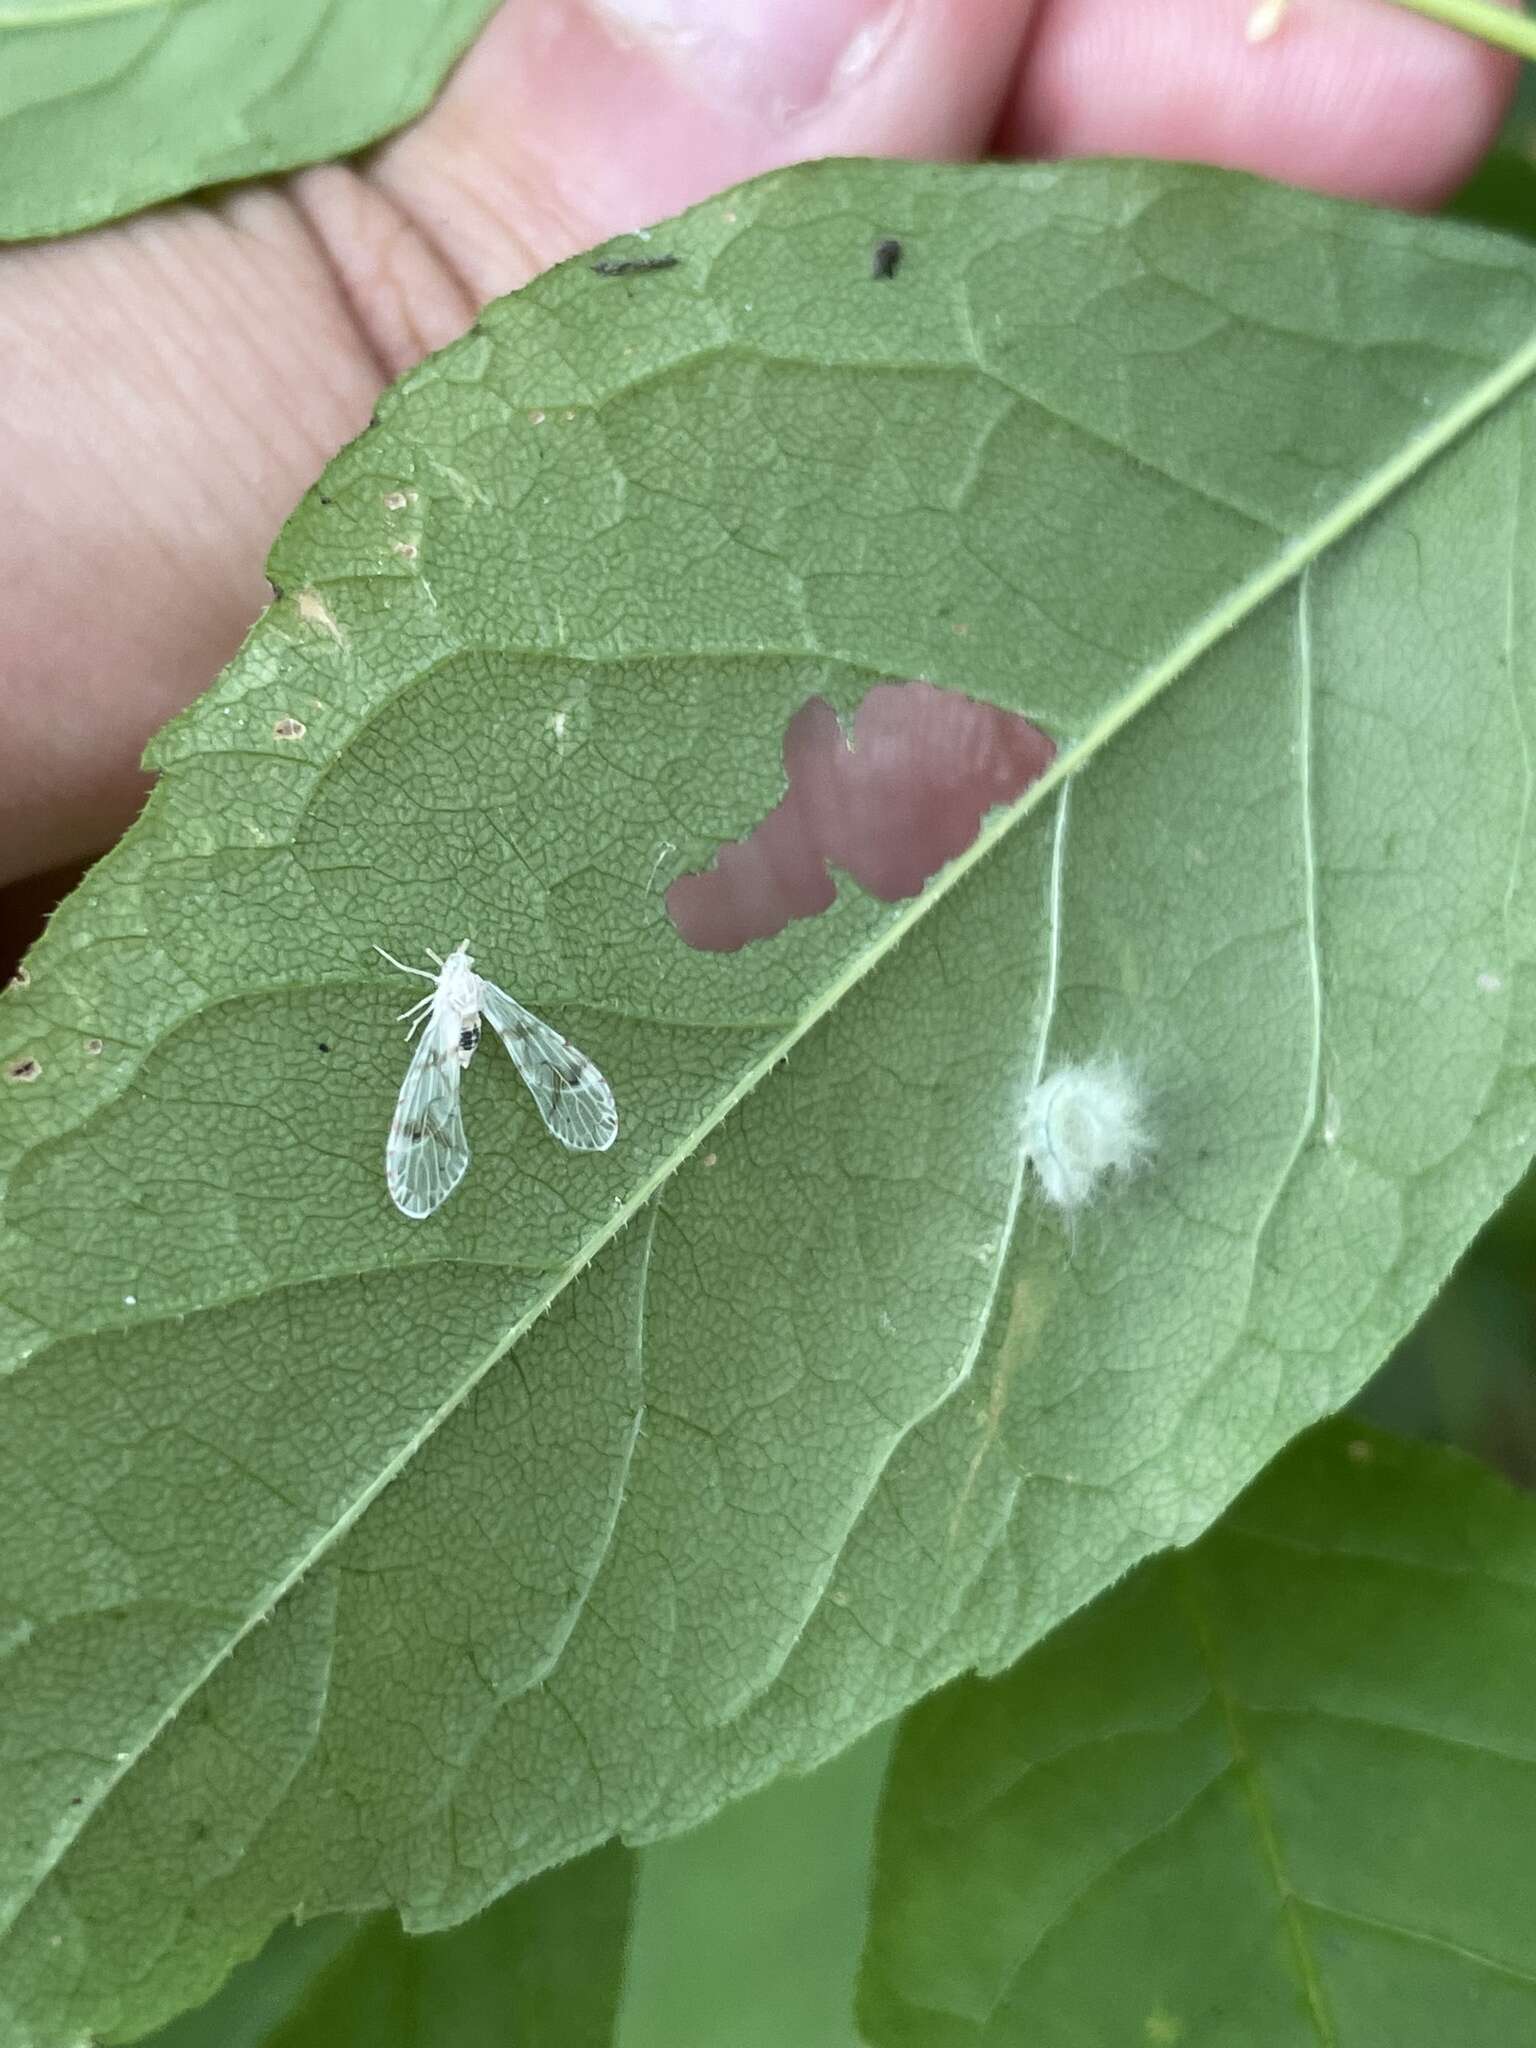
[374,944,437,982]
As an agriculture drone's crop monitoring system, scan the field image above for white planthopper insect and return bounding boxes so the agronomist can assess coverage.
[375,940,618,1219]
[1021,1058,1150,1219]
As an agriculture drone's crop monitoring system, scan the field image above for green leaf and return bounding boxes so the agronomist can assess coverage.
[620,1727,890,2048]
[1448,148,1536,242]
[137,1738,873,2048]
[3,158,1536,2043]
[135,1843,633,2048]
[0,0,498,243]
[858,1421,1536,2046]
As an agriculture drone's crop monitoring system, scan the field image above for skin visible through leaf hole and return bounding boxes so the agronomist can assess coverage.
[666,681,1056,951]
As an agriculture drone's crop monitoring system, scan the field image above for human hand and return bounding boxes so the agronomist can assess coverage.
[0,0,1514,900]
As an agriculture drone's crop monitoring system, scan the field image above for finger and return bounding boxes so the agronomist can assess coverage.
[364,0,1037,301]
[999,0,1518,209]
[0,199,386,883]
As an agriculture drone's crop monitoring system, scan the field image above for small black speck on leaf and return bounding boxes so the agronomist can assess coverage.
[871,238,903,280]
[318,493,334,508]
[317,1042,332,1054]
[591,254,680,278]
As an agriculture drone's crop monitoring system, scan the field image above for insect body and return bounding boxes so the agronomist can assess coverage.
[375,941,618,1219]
[1021,1059,1150,1217]
[590,253,680,277]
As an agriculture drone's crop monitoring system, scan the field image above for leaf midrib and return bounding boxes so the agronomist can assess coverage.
[17,319,1536,1944]
[1173,1550,1339,2047]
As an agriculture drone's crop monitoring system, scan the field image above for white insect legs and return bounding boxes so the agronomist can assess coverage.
[376,940,618,1219]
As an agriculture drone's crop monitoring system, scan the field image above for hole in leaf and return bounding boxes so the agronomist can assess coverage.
[5,1056,41,1083]
[667,682,1055,953]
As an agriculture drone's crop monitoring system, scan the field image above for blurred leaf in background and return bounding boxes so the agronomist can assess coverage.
[1362,1169,1536,1488]
[619,1729,889,2048]
[858,1422,1536,2047]
[0,0,498,242]
[137,1842,633,2048]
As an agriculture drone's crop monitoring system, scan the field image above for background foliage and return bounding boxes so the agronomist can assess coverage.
[0,0,498,242]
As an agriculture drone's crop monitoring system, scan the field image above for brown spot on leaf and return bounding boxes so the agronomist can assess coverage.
[296,589,345,646]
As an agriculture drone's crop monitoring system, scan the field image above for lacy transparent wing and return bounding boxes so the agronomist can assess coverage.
[386,1010,472,1217]
[478,980,618,1153]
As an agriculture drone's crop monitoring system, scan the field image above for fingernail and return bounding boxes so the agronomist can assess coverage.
[588,0,908,125]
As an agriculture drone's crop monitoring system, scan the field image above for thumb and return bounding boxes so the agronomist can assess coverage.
[362,0,1032,296]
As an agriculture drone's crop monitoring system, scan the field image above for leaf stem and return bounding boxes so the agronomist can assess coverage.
[1372,0,1536,62]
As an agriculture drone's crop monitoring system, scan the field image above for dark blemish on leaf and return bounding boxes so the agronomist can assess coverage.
[317,1042,331,1054]
[591,254,680,277]
[318,493,334,507]
[871,238,903,280]
[84,1038,103,1056]
[5,1056,41,1083]
[668,682,1056,954]
[383,490,409,511]
[273,718,306,741]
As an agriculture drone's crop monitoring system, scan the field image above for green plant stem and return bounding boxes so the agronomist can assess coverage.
[1379,0,1536,61]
